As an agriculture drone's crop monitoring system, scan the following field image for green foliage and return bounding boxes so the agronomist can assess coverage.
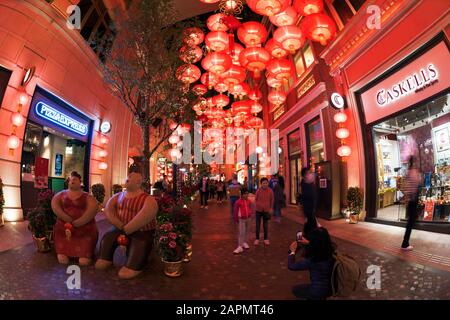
[346,187,363,215]
[27,189,56,238]
[91,183,106,204]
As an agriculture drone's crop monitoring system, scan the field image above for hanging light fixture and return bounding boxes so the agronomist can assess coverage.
[98,162,108,170]
[100,135,110,145]
[269,6,298,27]
[227,42,244,66]
[239,47,271,79]
[7,134,20,152]
[246,0,290,17]
[237,21,268,47]
[265,38,289,59]
[179,45,203,64]
[268,90,287,106]
[248,88,262,101]
[219,65,246,91]
[336,127,350,139]
[192,84,208,96]
[333,111,348,123]
[293,0,324,15]
[201,72,219,89]
[228,82,250,99]
[337,145,352,157]
[266,58,293,82]
[207,13,230,32]
[169,135,181,145]
[176,64,201,85]
[201,52,232,74]
[273,25,305,54]
[219,0,244,15]
[214,80,229,94]
[11,112,25,127]
[301,13,337,46]
[205,31,229,52]
[212,94,230,107]
[250,101,263,114]
[99,150,108,158]
[183,27,205,46]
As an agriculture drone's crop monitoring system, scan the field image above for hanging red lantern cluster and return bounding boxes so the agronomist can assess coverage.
[237,21,268,47]
[269,6,298,27]
[246,0,290,17]
[206,31,229,52]
[201,51,232,74]
[239,47,271,79]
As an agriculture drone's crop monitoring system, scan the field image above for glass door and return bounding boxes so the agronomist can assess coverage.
[288,129,302,204]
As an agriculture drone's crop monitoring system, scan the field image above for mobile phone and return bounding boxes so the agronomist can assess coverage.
[296,231,303,241]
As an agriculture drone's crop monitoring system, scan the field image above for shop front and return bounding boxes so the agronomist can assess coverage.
[356,35,450,231]
[20,87,94,215]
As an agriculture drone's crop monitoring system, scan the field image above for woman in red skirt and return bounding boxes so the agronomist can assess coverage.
[51,171,99,265]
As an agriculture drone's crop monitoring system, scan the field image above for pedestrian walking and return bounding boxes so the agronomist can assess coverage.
[233,188,254,254]
[198,176,210,209]
[228,175,241,219]
[401,156,422,251]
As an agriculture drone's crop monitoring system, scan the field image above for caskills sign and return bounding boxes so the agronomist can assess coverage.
[361,41,449,124]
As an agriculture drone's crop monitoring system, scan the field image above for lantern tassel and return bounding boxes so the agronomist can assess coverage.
[229,32,235,57]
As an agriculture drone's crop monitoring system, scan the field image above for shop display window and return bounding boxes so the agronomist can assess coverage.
[306,117,325,167]
[373,93,450,223]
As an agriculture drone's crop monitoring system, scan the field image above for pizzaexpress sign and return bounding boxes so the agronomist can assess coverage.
[35,101,88,136]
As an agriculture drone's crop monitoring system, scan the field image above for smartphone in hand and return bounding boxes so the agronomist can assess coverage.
[296,231,303,241]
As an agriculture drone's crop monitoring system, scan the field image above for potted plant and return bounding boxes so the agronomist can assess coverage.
[27,189,57,252]
[346,187,363,224]
[91,183,105,211]
[155,194,193,276]
[0,177,4,227]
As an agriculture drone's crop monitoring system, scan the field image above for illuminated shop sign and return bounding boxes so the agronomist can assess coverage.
[376,64,438,107]
[331,92,345,109]
[360,41,449,124]
[35,101,88,136]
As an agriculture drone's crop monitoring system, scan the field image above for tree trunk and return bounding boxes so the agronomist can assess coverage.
[142,123,151,188]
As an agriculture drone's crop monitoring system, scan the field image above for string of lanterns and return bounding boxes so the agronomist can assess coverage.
[98,133,109,170]
[7,92,28,155]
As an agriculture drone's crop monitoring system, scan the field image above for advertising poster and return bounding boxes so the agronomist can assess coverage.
[55,153,63,176]
[34,157,49,189]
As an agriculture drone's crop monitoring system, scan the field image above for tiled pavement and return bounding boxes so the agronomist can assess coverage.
[0,199,449,300]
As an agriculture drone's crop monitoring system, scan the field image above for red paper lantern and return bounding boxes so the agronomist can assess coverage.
[265,39,288,59]
[200,0,220,3]
[293,0,324,16]
[269,6,298,27]
[219,65,246,90]
[117,234,129,246]
[229,82,250,99]
[207,13,229,32]
[214,81,229,93]
[192,84,208,96]
[179,45,203,64]
[237,21,268,47]
[268,90,287,105]
[205,31,229,52]
[337,145,352,157]
[239,47,271,78]
[212,94,230,107]
[100,135,110,145]
[266,73,284,88]
[99,162,108,170]
[228,43,244,65]
[201,72,219,89]
[266,58,293,82]
[183,27,205,46]
[231,100,251,115]
[202,52,232,75]
[250,101,263,114]
[248,88,262,101]
[99,149,108,158]
[301,13,337,46]
[247,0,290,16]
[176,64,201,84]
[247,116,264,129]
[273,25,305,54]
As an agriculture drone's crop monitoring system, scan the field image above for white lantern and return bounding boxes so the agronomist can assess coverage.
[334,112,347,124]
[7,134,20,149]
[100,135,110,145]
[99,150,108,158]
[337,145,352,157]
[18,92,29,105]
[169,135,180,144]
[256,146,263,154]
[336,128,350,139]
[169,148,182,159]
[11,112,25,127]
[98,162,108,170]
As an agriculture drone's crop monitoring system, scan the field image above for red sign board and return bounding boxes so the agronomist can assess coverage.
[34,157,49,189]
[361,41,449,124]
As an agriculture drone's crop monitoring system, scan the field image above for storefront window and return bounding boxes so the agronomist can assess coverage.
[294,42,314,78]
[306,117,325,167]
[373,93,450,223]
[288,129,302,204]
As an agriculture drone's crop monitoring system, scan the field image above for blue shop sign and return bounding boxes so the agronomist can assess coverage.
[35,101,88,136]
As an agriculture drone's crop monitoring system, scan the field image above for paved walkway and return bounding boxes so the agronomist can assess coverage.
[0,199,449,300]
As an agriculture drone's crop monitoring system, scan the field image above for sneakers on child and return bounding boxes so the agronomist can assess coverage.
[254,239,259,246]
[243,243,250,250]
[233,246,244,254]
[401,245,414,251]
[264,240,270,246]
